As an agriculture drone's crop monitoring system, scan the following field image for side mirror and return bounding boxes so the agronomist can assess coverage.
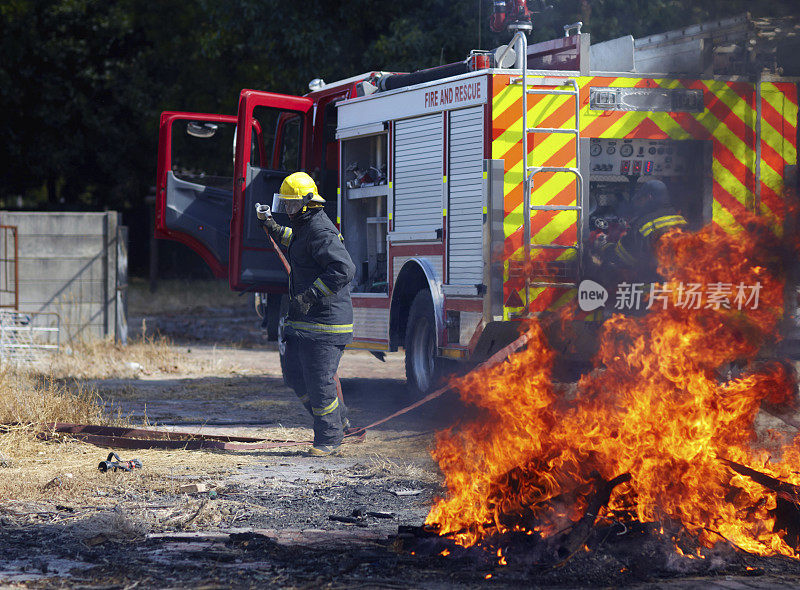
[186,121,218,138]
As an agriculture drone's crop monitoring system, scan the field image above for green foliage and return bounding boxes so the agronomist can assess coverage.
[0,0,205,207]
[0,0,794,211]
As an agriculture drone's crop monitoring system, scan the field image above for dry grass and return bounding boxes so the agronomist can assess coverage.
[66,505,150,541]
[0,278,273,510]
[0,369,106,426]
[0,362,256,507]
[0,428,251,505]
[33,277,267,382]
[127,277,250,315]
[0,327,184,430]
[39,278,248,379]
[39,331,266,381]
[364,454,439,483]
[38,325,188,380]
[0,329,254,506]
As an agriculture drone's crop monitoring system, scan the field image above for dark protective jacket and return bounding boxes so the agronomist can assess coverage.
[267,208,356,343]
[609,205,688,283]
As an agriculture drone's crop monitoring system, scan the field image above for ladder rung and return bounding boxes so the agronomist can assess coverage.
[526,89,578,95]
[530,243,578,249]
[528,167,580,174]
[527,128,578,134]
[530,205,581,211]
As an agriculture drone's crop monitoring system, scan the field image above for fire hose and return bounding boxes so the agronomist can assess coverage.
[28,206,531,451]
[33,329,528,450]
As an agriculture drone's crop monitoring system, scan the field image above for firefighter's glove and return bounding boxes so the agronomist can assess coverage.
[289,288,319,317]
[592,233,608,252]
[262,216,281,234]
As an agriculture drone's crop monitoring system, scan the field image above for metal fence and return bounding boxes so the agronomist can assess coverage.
[0,311,60,365]
[0,225,18,310]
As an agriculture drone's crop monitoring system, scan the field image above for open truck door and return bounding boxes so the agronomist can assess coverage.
[230,90,314,291]
[155,112,242,278]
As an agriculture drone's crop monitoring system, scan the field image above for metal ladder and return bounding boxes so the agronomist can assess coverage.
[505,32,585,310]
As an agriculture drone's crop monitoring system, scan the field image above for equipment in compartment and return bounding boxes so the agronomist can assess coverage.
[345,162,386,188]
[587,138,709,230]
[340,133,388,293]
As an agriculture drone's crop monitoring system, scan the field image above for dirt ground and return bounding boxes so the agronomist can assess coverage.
[3,300,800,588]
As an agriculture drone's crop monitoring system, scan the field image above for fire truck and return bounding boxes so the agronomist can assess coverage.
[155,8,799,393]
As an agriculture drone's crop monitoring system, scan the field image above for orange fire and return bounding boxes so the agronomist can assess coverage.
[426,214,800,557]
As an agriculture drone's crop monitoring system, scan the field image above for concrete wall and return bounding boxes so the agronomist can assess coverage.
[0,212,128,344]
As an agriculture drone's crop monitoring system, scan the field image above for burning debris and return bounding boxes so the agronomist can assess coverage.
[425,213,800,563]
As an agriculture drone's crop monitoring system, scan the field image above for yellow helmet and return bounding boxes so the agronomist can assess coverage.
[272,172,325,214]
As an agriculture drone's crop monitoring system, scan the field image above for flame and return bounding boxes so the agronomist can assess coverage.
[497,548,507,565]
[426,213,800,557]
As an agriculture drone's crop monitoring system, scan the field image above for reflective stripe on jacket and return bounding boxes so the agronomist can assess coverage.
[267,208,356,342]
[612,207,688,282]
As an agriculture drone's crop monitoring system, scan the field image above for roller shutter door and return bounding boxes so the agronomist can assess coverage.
[393,114,443,237]
[447,106,484,286]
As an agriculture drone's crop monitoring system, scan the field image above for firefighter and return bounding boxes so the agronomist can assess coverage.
[255,172,356,456]
[601,179,688,291]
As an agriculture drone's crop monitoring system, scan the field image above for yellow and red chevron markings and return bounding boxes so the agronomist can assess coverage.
[491,74,798,317]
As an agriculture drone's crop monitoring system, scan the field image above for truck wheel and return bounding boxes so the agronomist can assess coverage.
[405,289,442,395]
[265,293,283,341]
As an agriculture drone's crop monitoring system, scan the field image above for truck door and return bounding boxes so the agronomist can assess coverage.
[230,90,313,291]
[155,112,241,278]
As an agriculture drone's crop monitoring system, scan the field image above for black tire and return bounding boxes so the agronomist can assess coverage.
[404,289,443,396]
[265,293,284,341]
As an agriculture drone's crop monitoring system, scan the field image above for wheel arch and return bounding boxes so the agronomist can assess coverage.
[389,258,444,351]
